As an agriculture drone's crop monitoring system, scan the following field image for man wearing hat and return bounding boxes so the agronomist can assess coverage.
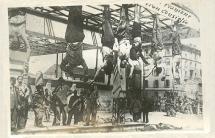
[32,71,45,127]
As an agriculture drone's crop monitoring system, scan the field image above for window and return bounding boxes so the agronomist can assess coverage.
[165,80,170,88]
[190,70,193,79]
[154,80,159,88]
[144,80,148,88]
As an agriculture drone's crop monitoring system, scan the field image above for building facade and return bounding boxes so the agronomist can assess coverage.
[143,42,202,99]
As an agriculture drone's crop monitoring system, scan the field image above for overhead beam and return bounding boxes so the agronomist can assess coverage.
[23,7,102,33]
[26,30,102,56]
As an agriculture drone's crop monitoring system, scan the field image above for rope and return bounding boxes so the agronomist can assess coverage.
[143,65,156,78]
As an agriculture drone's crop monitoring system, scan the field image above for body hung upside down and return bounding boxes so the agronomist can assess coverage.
[60,6,88,81]
[93,5,116,85]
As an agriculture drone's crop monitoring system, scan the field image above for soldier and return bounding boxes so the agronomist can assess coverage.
[50,86,61,126]
[52,78,69,126]
[10,77,18,131]
[67,88,82,125]
[15,75,30,129]
[32,71,45,127]
[32,84,45,127]
[85,84,99,126]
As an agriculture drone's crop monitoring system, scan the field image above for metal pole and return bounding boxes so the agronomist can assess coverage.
[56,53,58,78]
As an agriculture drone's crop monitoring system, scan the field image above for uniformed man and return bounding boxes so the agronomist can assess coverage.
[50,86,61,126]
[15,75,30,129]
[32,84,45,127]
[67,89,81,125]
[32,71,45,127]
[10,77,18,131]
[51,77,68,126]
[85,84,99,126]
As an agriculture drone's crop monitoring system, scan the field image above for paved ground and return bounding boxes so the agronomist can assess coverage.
[14,110,203,134]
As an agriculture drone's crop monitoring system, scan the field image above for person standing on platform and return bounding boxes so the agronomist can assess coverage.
[10,77,18,131]
[32,71,45,127]
[15,75,30,129]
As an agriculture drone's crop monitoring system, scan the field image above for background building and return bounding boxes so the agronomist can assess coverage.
[143,41,202,100]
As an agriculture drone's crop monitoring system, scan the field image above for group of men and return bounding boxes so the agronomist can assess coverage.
[51,78,99,126]
[10,73,99,131]
[129,95,153,123]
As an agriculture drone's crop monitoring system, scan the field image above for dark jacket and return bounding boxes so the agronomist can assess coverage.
[32,89,44,108]
[130,99,142,113]
[68,95,81,110]
[142,97,152,112]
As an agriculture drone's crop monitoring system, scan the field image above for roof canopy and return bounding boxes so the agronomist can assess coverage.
[10,4,200,56]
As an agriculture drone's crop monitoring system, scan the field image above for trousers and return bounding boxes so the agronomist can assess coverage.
[143,112,149,123]
[67,108,79,125]
[33,107,44,127]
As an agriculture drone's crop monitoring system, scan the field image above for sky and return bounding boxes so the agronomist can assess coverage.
[27,3,200,74]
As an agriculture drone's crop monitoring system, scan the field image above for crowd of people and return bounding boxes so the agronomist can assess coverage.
[152,93,201,116]
[10,75,100,131]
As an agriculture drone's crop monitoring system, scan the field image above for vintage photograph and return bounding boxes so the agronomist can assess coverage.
[8,3,202,134]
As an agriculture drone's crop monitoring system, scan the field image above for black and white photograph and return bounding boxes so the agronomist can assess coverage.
[7,2,204,135]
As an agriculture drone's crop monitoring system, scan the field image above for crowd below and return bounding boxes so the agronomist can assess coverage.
[10,75,202,132]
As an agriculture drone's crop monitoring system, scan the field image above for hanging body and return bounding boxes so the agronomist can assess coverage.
[61,6,88,79]
[65,6,85,43]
